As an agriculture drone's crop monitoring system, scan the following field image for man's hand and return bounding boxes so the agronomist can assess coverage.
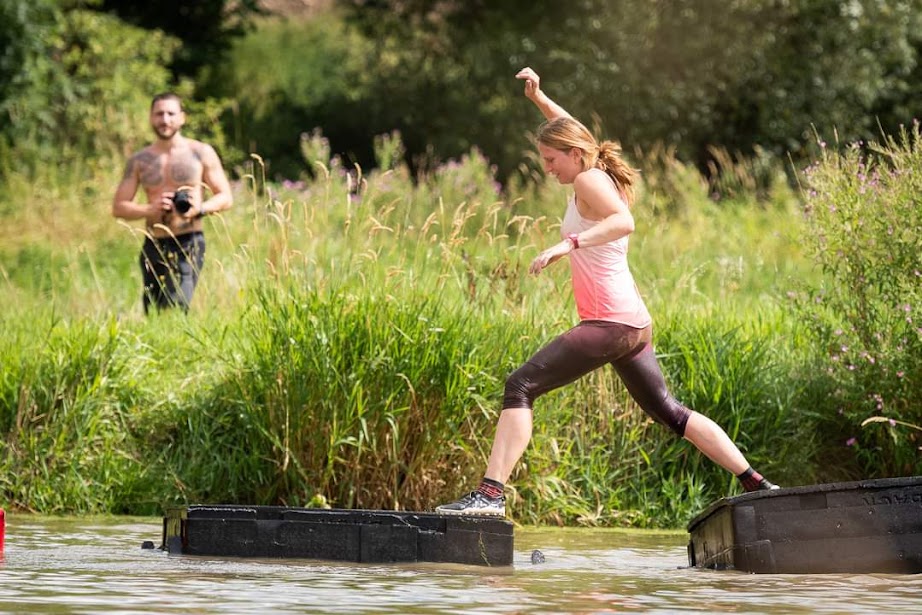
[192,200,208,218]
[170,187,203,220]
[144,194,174,225]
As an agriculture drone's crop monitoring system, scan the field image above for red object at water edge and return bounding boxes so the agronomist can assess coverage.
[0,508,5,553]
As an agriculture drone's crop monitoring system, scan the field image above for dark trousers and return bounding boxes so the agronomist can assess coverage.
[503,321,692,436]
[139,232,206,314]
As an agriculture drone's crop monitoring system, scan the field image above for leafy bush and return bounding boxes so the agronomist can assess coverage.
[798,126,922,477]
[334,0,922,179]
[0,4,242,183]
[1,9,177,172]
[0,0,55,116]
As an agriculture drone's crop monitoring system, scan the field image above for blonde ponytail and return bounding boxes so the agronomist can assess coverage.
[596,140,638,206]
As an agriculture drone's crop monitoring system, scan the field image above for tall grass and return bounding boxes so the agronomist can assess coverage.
[1,136,826,525]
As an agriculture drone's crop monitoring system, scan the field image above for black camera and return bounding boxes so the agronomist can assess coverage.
[172,189,194,214]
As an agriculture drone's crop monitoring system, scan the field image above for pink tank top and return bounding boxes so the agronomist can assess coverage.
[560,194,652,327]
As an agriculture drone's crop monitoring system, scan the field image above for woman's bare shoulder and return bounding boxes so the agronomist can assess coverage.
[574,168,616,191]
[574,168,627,214]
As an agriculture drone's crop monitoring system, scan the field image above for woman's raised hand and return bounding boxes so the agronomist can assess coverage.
[515,67,541,100]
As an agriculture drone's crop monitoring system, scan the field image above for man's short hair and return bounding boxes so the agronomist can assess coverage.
[151,92,183,111]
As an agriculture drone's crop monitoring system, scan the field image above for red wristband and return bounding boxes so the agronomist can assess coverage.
[566,233,580,249]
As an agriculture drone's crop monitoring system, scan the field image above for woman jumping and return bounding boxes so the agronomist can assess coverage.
[435,68,778,516]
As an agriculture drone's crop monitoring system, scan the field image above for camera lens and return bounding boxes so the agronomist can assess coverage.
[173,189,193,214]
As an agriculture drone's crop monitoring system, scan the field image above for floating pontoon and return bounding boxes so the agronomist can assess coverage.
[161,505,513,567]
[687,475,922,574]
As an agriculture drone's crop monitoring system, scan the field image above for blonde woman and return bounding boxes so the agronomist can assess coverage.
[436,68,777,516]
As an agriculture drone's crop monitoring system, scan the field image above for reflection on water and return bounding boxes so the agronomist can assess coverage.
[1,515,920,614]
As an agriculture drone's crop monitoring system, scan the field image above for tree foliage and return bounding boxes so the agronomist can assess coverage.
[4,0,922,184]
[0,2,241,175]
[0,6,177,172]
[92,0,266,78]
[0,0,58,136]
[337,0,922,178]
[200,10,375,178]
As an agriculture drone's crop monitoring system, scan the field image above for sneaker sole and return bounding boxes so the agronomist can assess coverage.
[434,507,506,517]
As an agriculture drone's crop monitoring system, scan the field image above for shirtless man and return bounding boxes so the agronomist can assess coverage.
[112,92,233,314]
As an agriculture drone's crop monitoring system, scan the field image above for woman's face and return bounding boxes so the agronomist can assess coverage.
[538,143,581,184]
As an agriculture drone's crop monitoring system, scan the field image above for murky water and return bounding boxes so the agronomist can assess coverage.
[1,515,920,614]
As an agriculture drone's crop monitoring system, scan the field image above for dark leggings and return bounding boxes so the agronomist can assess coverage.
[140,232,206,314]
[503,321,692,436]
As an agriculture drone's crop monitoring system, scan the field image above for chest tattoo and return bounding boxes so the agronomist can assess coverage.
[170,150,202,184]
[136,150,163,187]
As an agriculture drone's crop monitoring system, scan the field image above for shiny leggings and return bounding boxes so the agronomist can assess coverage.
[502,321,692,436]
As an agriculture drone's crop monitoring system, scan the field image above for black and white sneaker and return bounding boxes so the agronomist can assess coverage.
[758,478,781,490]
[435,491,506,516]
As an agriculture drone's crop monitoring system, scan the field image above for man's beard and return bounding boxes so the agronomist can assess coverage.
[154,125,178,140]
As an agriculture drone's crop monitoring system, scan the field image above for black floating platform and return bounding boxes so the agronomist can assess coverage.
[687,475,922,574]
[161,505,514,567]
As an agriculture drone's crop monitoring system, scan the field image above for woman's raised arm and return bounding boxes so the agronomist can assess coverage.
[515,67,572,121]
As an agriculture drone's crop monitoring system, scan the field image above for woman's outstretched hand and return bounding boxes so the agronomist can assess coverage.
[529,240,573,275]
[515,67,541,100]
